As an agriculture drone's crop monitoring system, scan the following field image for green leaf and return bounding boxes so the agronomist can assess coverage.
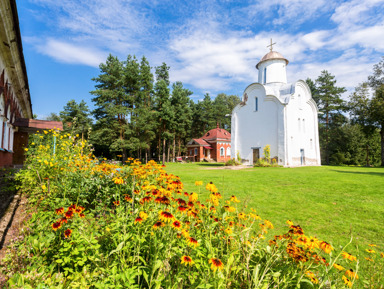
[109,241,124,256]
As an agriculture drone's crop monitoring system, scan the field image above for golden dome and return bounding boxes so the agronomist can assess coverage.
[256,51,289,69]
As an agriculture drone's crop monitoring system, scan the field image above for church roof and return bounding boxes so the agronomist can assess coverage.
[202,125,231,141]
[256,51,289,69]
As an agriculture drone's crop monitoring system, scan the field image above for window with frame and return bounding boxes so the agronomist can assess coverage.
[226,147,230,156]
[220,147,224,156]
[194,148,197,155]
[255,97,258,111]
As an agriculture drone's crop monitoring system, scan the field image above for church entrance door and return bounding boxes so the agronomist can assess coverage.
[300,149,305,165]
[253,148,260,164]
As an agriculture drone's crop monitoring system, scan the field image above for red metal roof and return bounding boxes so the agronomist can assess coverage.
[202,126,231,141]
[203,146,213,150]
[192,138,210,146]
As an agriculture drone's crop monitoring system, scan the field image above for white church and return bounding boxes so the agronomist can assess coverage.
[231,43,321,166]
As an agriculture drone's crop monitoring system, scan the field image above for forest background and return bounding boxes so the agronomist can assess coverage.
[44,54,384,167]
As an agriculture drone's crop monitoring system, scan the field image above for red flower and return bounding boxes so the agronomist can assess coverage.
[65,210,74,219]
[52,221,61,231]
[64,228,72,238]
[55,207,64,215]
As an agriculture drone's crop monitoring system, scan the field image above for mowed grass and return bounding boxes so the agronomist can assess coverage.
[165,163,384,253]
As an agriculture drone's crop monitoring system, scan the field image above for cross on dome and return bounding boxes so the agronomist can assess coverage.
[267,38,276,52]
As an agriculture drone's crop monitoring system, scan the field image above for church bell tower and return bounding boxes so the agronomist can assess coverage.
[256,39,289,85]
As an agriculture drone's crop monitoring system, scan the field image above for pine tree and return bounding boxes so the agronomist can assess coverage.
[60,100,92,139]
[314,70,346,165]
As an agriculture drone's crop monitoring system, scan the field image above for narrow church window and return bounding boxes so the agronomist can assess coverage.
[194,148,197,155]
[226,147,230,156]
[263,68,267,83]
[220,147,224,156]
[310,139,313,150]
[298,118,301,132]
[255,97,258,111]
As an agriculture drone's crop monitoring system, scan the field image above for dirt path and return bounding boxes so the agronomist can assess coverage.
[0,170,28,286]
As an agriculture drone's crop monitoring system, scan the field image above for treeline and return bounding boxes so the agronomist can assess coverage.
[306,56,384,166]
[49,54,240,163]
[48,54,384,166]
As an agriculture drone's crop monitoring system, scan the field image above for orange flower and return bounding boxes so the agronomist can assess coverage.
[187,237,199,248]
[60,217,68,224]
[79,213,85,218]
[345,269,358,280]
[139,196,151,204]
[64,228,72,238]
[159,211,175,223]
[366,249,375,254]
[342,252,357,262]
[113,200,120,206]
[189,192,198,202]
[65,210,74,219]
[171,220,182,230]
[230,195,240,203]
[194,181,203,186]
[153,221,165,230]
[209,258,224,272]
[333,263,345,271]
[52,221,61,231]
[125,195,133,202]
[177,206,188,213]
[320,241,333,254]
[181,255,194,266]
[134,217,143,224]
[55,207,64,215]
[342,276,353,288]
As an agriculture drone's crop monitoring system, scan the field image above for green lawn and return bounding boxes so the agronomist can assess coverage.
[165,163,384,253]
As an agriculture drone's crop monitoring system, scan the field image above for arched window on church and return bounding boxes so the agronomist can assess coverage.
[255,97,258,111]
[226,147,230,156]
[220,147,224,156]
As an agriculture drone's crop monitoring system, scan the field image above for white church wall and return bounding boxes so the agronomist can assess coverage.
[258,59,287,84]
[285,81,320,166]
[231,84,282,165]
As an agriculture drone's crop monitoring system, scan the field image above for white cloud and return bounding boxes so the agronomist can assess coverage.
[37,39,107,67]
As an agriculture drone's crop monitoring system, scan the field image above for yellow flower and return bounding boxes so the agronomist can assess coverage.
[320,241,333,254]
[181,256,194,266]
[286,220,293,226]
[24,148,28,152]
[189,192,198,202]
[333,263,344,271]
[209,258,224,272]
[139,211,148,220]
[342,276,352,288]
[195,181,203,186]
[224,227,233,235]
[205,182,218,193]
[230,195,240,203]
[342,252,357,262]
[366,249,375,254]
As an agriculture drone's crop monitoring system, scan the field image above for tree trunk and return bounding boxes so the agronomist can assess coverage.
[173,137,176,161]
[325,109,329,165]
[162,138,166,165]
[178,137,181,157]
[167,141,170,163]
[145,148,148,164]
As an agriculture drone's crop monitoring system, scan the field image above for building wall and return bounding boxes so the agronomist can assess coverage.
[285,81,321,166]
[231,83,283,165]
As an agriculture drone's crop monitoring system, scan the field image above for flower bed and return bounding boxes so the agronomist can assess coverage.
[0,130,383,288]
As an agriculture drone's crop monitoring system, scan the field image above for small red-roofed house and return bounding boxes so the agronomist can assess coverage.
[187,124,231,162]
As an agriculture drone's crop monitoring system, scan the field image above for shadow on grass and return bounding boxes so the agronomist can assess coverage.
[332,169,384,177]
[194,163,225,167]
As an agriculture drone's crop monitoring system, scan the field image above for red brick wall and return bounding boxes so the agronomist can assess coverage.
[0,151,13,167]
[215,142,231,162]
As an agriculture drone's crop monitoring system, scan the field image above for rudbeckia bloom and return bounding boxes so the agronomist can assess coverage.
[65,210,74,219]
[181,255,194,266]
[153,221,165,230]
[134,217,143,224]
[60,217,68,224]
[64,229,72,238]
[209,258,224,272]
[194,181,203,186]
[230,195,240,203]
[366,249,375,254]
[189,192,198,202]
[342,252,357,262]
[159,211,174,222]
[224,227,233,235]
[342,276,353,288]
[187,237,199,248]
[55,207,64,215]
[177,206,188,213]
[52,221,61,231]
[113,200,120,206]
[345,269,358,279]
[206,182,218,193]
[320,241,333,254]
[333,263,345,271]
[172,220,182,229]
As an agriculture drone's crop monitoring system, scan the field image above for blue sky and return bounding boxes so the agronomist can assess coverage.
[18,0,384,119]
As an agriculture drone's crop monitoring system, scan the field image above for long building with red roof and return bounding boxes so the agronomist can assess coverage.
[186,124,231,162]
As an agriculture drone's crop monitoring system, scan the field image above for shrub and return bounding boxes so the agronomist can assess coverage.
[225,158,241,166]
